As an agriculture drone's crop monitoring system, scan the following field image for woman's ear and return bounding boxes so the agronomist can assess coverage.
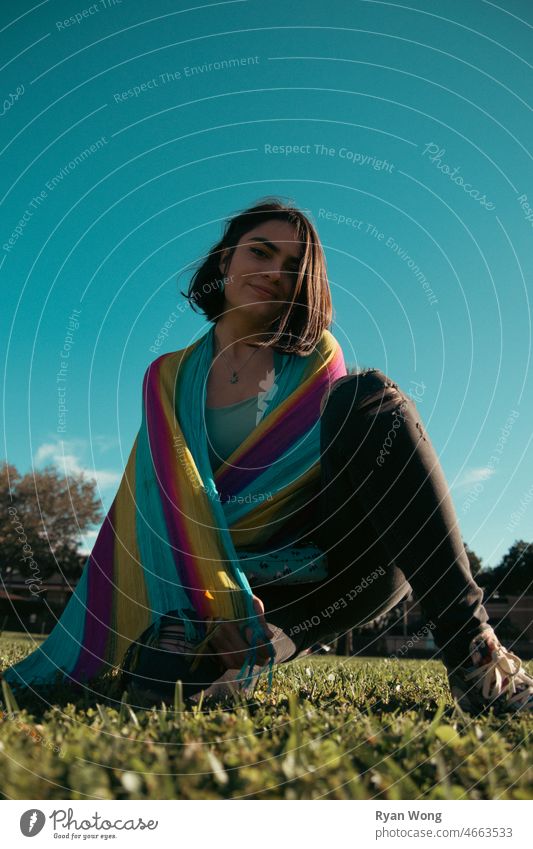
[218,248,229,276]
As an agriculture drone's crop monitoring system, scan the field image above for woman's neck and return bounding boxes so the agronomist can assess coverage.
[214,316,270,362]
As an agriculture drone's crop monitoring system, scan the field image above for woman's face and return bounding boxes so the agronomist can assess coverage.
[218,219,303,326]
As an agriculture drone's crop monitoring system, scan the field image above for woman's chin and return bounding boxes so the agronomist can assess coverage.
[236,299,279,320]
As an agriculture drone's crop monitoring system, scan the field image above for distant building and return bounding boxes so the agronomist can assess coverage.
[2,570,532,658]
[351,592,533,659]
[0,569,75,634]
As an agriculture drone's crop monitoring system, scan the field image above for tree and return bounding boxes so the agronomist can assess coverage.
[477,540,532,596]
[465,542,483,578]
[0,461,103,582]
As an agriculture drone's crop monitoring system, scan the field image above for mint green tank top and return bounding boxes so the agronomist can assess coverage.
[205,350,328,588]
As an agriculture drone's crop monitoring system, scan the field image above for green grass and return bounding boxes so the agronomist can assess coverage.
[1,636,531,800]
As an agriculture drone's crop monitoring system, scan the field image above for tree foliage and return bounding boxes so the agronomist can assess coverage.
[465,542,483,578]
[477,539,532,596]
[0,461,102,581]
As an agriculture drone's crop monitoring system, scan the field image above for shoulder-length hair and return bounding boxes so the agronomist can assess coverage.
[180,197,333,355]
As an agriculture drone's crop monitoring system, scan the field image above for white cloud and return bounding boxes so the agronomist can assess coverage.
[34,438,121,491]
[92,434,119,453]
[78,529,98,556]
[454,467,495,489]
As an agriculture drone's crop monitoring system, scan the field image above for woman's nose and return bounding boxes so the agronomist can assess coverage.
[262,264,286,284]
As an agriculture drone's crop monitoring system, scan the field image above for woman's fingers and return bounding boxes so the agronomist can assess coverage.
[252,593,270,626]
[250,595,274,662]
[252,595,275,640]
[244,627,271,665]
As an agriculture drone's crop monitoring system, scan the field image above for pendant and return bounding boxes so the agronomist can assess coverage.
[230,372,239,383]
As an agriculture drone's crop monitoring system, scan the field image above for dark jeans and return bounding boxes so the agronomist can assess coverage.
[121,369,489,702]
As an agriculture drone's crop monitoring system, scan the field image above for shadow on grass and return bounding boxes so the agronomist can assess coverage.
[1,666,239,721]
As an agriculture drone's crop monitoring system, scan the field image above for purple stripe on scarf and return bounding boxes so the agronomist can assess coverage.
[217,353,345,497]
[70,502,116,683]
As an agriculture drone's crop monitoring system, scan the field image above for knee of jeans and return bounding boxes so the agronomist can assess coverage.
[320,368,399,418]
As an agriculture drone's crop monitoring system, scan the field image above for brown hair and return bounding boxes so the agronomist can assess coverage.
[180,196,333,355]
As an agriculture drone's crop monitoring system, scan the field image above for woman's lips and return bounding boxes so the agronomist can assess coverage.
[249,282,276,298]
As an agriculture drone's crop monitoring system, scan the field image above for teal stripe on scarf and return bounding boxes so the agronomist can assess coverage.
[176,327,281,685]
[2,560,90,692]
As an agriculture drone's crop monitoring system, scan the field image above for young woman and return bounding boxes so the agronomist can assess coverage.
[3,198,531,716]
[118,197,533,716]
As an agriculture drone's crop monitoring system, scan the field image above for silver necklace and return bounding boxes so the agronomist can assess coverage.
[214,333,262,383]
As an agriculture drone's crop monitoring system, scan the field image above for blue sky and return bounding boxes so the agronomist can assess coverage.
[1,0,532,568]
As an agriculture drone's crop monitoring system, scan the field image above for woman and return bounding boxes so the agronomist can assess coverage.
[119,197,533,716]
[3,198,531,716]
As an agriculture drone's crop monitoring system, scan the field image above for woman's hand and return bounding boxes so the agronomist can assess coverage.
[207,595,274,671]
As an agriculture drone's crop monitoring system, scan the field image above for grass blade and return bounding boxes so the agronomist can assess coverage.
[1,678,20,715]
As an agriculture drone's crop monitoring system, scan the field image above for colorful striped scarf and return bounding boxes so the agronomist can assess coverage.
[3,325,347,696]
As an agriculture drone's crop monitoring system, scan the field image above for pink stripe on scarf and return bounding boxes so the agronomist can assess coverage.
[70,502,117,682]
[145,357,211,618]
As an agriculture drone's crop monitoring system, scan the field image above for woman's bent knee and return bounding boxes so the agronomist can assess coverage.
[320,369,400,418]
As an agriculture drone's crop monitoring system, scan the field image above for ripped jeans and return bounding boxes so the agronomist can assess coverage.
[121,369,490,702]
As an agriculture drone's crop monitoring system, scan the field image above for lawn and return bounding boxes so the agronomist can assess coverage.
[1,635,531,800]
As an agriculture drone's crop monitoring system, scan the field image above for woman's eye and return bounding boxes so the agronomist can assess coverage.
[250,247,268,258]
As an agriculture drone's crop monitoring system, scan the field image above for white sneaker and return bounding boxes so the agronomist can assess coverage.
[446,626,533,716]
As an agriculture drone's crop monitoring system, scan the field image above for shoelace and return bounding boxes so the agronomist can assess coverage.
[463,639,533,709]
